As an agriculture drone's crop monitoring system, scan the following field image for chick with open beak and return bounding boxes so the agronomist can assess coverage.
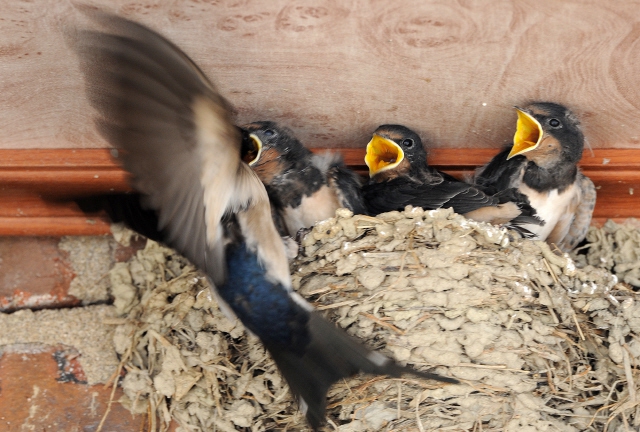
[365,126,422,182]
[362,124,541,234]
[474,102,596,251]
[509,107,544,159]
[243,121,366,238]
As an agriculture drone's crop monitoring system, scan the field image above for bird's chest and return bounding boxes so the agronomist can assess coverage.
[518,182,577,240]
[282,185,340,235]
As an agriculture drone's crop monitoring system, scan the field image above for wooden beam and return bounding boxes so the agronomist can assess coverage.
[0,148,638,236]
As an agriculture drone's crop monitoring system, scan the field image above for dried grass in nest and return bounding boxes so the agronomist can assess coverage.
[107,239,306,432]
[108,208,640,432]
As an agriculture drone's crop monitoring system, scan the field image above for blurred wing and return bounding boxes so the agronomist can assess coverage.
[74,192,164,242]
[75,11,265,285]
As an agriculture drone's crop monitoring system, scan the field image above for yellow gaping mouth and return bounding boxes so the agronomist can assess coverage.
[364,134,404,177]
[243,134,263,166]
[508,108,543,159]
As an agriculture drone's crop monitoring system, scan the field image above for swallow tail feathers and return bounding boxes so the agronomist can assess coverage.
[267,310,457,431]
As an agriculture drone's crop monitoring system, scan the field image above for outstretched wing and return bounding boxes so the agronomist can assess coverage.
[74,11,266,285]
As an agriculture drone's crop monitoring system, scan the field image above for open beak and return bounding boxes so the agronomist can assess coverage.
[365,134,404,177]
[508,107,543,160]
[244,134,263,166]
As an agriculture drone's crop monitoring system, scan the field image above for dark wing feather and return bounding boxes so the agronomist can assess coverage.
[493,188,543,227]
[363,176,499,216]
[474,147,526,195]
[74,193,164,242]
[327,164,367,215]
[438,170,463,183]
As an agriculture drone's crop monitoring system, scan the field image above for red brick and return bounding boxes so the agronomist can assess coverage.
[0,236,147,312]
[0,347,146,432]
[0,237,78,312]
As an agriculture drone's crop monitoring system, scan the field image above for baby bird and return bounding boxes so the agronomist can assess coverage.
[243,121,367,237]
[474,103,596,251]
[362,124,541,232]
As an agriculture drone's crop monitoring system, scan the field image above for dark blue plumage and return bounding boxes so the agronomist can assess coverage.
[219,240,309,352]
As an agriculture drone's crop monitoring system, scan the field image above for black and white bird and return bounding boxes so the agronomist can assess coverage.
[473,103,596,251]
[72,11,456,431]
[243,121,366,237]
[362,124,541,232]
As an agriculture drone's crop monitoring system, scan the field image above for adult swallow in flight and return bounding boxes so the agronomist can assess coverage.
[72,11,456,430]
[73,126,258,243]
[243,121,367,237]
[473,103,596,251]
[362,124,541,232]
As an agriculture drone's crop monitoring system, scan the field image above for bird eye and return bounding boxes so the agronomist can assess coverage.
[548,118,561,128]
[263,129,275,137]
[402,138,414,148]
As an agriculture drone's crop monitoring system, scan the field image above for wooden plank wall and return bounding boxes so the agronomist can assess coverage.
[0,0,640,151]
[0,148,638,235]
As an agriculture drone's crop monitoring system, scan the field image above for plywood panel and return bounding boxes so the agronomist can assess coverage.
[0,0,640,150]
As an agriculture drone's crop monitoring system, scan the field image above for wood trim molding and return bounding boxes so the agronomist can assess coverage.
[1,148,638,236]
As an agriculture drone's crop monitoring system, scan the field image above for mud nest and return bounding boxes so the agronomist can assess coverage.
[108,208,640,432]
[579,218,640,289]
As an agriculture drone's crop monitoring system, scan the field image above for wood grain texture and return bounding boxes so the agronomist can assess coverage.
[0,0,640,150]
[0,148,638,235]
